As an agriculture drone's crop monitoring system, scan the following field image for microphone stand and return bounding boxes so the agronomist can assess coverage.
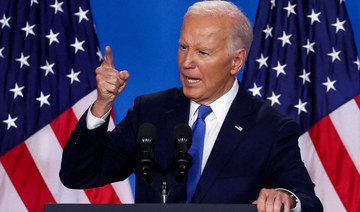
[138,123,192,203]
[160,174,169,203]
[139,155,191,204]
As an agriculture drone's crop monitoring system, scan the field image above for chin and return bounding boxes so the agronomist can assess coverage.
[182,88,203,102]
[182,87,196,99]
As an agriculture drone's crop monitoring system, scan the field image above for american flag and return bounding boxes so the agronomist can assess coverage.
[243,0,360,211]
[0,0,133,211]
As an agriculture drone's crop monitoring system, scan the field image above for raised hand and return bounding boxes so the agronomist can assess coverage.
[92,46,130,117]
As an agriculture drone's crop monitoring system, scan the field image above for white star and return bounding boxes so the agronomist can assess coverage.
[0,47,4,58]
[21,21,36,37]
[272,61,287,77]
[0,14,11,29]
[331,18,346,33]
[46,29,60,45]
[50,0,64,14]
[263,24,273,39]
[327,47,341,63]
[322,77,336,92]
[340,0,345,4]
[270,0,276,9]
[3,114,18,130]
[249,83,262,97]
[9,83,25,99]
[31,0,39,6]
[16,52,30,68]
[302,39,315,55]
[298,69,311,85]
[96,47,103,61]
[267,92,281,106]
[283,2,296,17]
[67,69,81,84]
[278,31,292,47]
[256,53,269,69]
[307,9,321,25]
[40,60,55,76]
[36,92,51,107]
[294,99,308,115]
[71,38,85,54]
[354,57,360,71]
[74,7,89,23]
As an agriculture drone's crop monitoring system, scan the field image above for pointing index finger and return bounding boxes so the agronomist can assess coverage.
[102,46,114,68]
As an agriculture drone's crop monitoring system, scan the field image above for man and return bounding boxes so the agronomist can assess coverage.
[60,1,322,212]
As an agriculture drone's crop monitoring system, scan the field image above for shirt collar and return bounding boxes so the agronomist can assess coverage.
[189,78,239,124]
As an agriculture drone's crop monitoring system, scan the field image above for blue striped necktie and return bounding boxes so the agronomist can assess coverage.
[186,105,212,203]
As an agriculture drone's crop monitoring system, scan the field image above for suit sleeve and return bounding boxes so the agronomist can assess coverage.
[59,98,141,189]
[263,118,323,212]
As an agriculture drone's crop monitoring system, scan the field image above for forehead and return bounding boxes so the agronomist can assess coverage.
[180,15,231,47]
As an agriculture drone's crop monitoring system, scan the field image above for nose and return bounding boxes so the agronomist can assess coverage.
[182,51,195,69]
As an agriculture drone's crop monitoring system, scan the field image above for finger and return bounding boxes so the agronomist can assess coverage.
[273,195,284,212]
[281,194,292,212]
[117,71,130,93]
[283,200,291,212]
[265,194,276,212]
[119,70,130,80]
[256,189,268,212]
[96,68,121,86]
[102,46,114,68]
[98,80,120,96]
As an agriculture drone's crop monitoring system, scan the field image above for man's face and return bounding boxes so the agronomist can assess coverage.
[178,15,242,105]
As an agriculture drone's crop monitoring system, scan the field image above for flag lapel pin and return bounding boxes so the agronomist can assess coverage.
[235,125,243,132]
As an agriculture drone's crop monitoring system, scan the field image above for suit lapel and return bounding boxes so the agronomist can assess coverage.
[158,89,190,202]
[161,89,190,131]
[191,84,256,203]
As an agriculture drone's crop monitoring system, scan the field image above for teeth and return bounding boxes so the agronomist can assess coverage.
[187,77,199,83]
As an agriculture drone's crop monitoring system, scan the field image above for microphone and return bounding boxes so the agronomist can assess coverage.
[137,123,156,184]
[173,123,192,182]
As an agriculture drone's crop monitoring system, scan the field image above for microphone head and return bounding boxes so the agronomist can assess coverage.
[173,123,192,149]
[137,123,156,146]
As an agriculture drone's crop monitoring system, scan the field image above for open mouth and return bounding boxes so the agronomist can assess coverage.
[186,77,200,84]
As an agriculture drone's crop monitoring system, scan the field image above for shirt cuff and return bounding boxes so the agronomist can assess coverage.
[276,188,301,212]
[86,103,112,129]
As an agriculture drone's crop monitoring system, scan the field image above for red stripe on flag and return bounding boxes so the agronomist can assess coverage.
[51,107,122,204]
[84,185,121,204]
[308,115,360,212]
[0,142,56,212]
[50,109,78,149]
[355,94,360,109]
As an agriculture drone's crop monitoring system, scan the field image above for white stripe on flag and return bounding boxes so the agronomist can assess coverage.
[298,132,346,212]
[72,90,97,120]
[25,125,90,203]
[111,181,134,204]
[0,163,27,212]
[329,99,360,173]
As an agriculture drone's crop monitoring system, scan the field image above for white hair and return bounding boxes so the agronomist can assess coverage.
[185,0,253,55]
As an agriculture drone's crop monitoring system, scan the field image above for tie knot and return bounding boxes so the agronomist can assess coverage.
[197,105,212,120]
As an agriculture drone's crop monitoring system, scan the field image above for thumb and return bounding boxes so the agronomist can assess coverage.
[102,46,114,68]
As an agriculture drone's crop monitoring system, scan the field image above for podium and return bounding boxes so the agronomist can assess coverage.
[44,203,268,212]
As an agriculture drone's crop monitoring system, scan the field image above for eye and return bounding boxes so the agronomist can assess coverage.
[179,44,187,50]
[199,50,208,56]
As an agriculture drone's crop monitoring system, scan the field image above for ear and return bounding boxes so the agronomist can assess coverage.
[230,48,247,75]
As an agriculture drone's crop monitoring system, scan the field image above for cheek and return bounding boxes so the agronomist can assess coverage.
[177,50,185,64]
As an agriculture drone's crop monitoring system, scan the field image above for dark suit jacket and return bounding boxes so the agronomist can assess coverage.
[60,84,322,211]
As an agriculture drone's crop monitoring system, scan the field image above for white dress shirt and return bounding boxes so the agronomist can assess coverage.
[188,78,239,173]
